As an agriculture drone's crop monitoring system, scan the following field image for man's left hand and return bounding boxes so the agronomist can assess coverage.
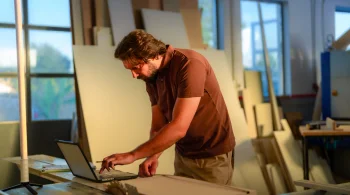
[99,152,135,173]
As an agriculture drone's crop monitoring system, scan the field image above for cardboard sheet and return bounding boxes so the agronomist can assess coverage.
[141,9,190,48]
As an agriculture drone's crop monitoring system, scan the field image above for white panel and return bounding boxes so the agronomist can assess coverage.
[141,9,190,48]
[330,51,350,78]
[107,0,136,45]
[254,103,273,137]
[194,49,269,194]
[73,46,175,175]
[331,77,350,118]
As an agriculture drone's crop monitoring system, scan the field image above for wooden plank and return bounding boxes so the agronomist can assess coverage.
[294,180,350,194]
[254,103,273,137]
[163,0,180,12]
[3,155,257,195]
[5,182,109,195]
[73,46,175,174]
[332,28,350,50]
[244,70,263,104]
[180,9,205,49]
[242,89,258,138]
[193,49,269,194]
[299,128,350,136]
[108,0,136,45]
[93,27,113,46]
[270,137,295,192]
[266,163,288,194]
[257,3,282,131]
[95,0,110,27]
[274,119,306,192]
[70,0,84,45]
[163,0,198,12]
[141,9,190,48]
[131,0,162,29]
[81,0,93,45]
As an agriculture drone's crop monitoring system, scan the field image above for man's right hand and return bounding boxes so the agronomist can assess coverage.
[138,156,158,177]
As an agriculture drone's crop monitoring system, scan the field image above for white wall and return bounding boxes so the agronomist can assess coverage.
[315,0,350,84]
[288,0,315,95]
[223,0,244,90]
[221,0,350,95]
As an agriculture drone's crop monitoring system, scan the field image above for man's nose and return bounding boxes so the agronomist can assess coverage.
[131,71,138,78]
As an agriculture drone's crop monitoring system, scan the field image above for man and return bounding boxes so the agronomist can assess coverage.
[100,29,235,185]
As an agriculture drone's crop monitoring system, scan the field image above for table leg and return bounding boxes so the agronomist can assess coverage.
[302,137,309,190]
[303,137,309,180]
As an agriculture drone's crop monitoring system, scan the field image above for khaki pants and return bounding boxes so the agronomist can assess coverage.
[174,150,234,185]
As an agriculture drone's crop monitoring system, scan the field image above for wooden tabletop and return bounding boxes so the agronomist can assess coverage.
[299,126,350,136]
[1,155,256,195]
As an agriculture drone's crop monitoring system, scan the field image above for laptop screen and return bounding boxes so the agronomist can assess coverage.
[57,141,97,180]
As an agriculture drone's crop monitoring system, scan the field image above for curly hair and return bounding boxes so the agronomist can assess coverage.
[114,30,167,66]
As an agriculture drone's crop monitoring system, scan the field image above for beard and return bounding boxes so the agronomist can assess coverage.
[137,62,158,82]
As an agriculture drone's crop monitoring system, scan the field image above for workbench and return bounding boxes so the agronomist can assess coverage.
[299,125,350,181]
[1,155,256,195]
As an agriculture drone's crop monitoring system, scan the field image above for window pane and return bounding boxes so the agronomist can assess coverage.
[241,1,283,96]
[31,78,76,120]
[0,0,15,23]
[28,0,71,27]
[198,0,217,48]
[0,28,18,73]
[0,78,19,121]
[29,30,73,73]
[335,11,350,50]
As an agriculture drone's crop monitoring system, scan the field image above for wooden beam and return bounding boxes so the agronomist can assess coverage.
[332,28,350,50]
[257,2,282,130]
[294,180,350,194]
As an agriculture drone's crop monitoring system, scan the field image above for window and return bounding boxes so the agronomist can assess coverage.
[198,0,218,49]
[241,0,284,97]
[0,0,76,121]
[335,7,350,50]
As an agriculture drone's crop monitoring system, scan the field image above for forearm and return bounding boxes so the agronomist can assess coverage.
[132,122,185,160]
[149,130,163,159]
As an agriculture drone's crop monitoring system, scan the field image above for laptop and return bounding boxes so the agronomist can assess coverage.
[55,140,138,182]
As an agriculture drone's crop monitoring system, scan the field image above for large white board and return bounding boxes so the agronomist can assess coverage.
[141,9,190,48]
[107,0,136,45]
[73,46,175,175]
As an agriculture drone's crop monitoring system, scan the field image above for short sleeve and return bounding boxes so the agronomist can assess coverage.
[177,59,207,98]
[146,83,158,106]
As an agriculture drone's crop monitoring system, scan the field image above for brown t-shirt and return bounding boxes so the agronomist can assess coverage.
[146,45,235,159]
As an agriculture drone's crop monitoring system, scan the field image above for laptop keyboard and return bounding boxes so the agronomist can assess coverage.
[94,169,136,179]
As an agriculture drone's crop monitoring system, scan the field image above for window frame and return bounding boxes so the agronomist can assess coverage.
[240,0,287,96]
[0,0,74,122]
